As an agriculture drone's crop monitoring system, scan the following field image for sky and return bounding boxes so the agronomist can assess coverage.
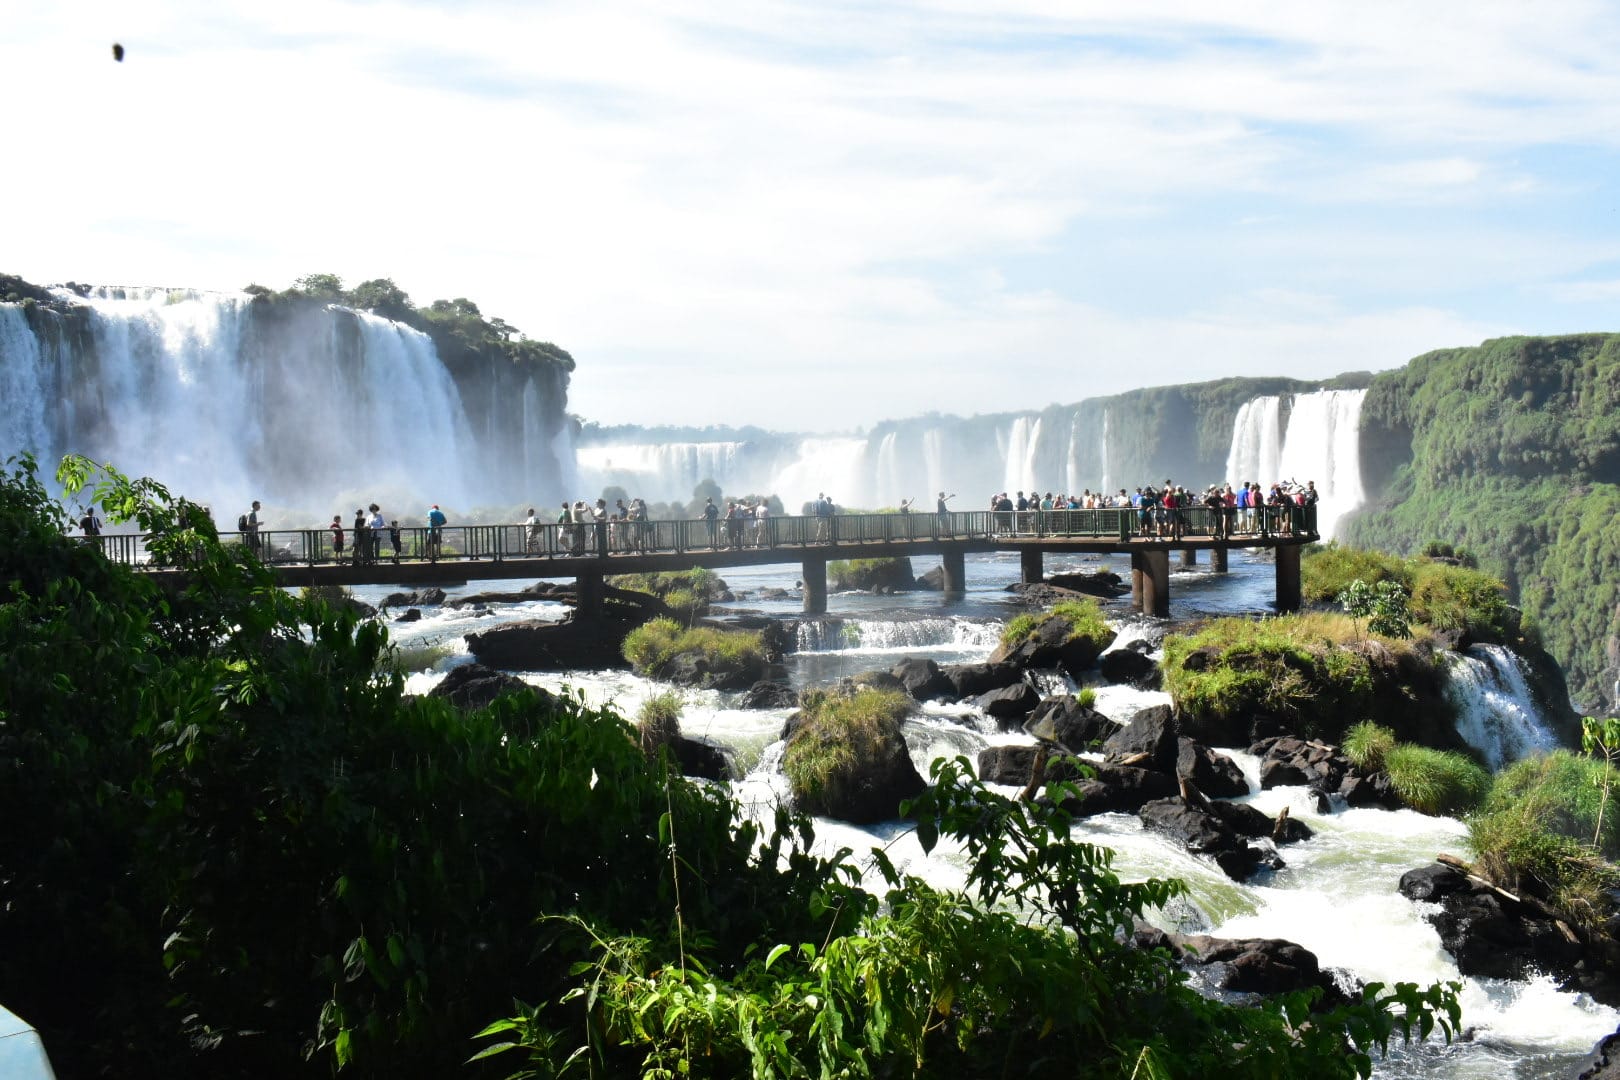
[5,1,1620,431]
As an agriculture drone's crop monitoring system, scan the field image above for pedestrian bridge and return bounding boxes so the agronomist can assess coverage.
[106,506,1318,616]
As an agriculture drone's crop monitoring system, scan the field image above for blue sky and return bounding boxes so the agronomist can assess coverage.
[5,1,1619,429]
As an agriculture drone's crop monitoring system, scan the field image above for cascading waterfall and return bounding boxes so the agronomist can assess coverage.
[1443,644,1560,769]
[0,288,572,523]
[1225,396,1284,487]
[793,616,1002,652]
[1222,389,1366,539]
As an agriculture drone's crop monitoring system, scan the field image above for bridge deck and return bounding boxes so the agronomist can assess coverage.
[102,506,1314,615]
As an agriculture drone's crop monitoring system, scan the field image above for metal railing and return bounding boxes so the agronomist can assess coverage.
[81,504,1318,570]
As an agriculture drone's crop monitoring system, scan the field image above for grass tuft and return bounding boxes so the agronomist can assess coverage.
[1383,745,1491,815]
[1342,721,1396,772]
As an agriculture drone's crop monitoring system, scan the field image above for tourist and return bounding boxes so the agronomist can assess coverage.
[753,498,770,547]
[329,514,345,561]
[556,502,572,555]
[366,504,386,562]
[427,503,447,560]
[246,500,264,557]
[936,491,954,537]
[814,493,832,541]
[79,505,102,540]
[388,520,402,564]
[524,508,541,554]
[702,497,720,549]
[352,509,369,565]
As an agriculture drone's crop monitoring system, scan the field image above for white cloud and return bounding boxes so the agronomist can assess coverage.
[3,0,1620,429]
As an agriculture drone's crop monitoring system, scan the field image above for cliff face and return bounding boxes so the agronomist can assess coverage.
[1343,334,1620,712]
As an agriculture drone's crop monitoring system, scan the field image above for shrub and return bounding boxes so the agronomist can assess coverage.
[1383,745,1491,815]
[1303,544,1410,606]
[609,567,726,617]
[621,617,767,680]
[1343,721,1396,772]
[638,691,684,758]
[782,688,912,813]
[1077,686,1097,709]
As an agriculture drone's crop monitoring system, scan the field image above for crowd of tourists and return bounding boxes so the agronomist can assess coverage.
[84,476,1320,564]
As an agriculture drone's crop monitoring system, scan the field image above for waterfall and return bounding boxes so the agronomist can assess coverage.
[1222,389,1366,539]
[0,289,571,523]
[793,616,1003,652]
[1443,644,1560,770]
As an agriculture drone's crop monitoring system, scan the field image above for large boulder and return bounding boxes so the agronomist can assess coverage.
[669,735,734,782]
[1024,695,1115,752]
[1177,738,1250,799]
[467,616,634,671]
[890,658,956,702]
[977,745,1086,787]
[1398,862,1608,999]
[1044,569,1130,598]
[784,689,926,825]
[427,663,539,710]
[382,586,448,608]
[989,607,1116,677]
[976,682,1042,722]
[1139,797,1282,881]
[1057,764,1177,817]
[1099,644,1161,689]
[739,680,797,710]
[1251,736,1351,792]
[1155,932,1350,1006]
[1102,705,1180,773]
[663,648,770,692]
[940,661,1025,699]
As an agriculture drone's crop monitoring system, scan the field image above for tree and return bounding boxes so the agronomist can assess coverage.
[347,278,414,323]
[292,273,345,301]
[1339,578,1412,640]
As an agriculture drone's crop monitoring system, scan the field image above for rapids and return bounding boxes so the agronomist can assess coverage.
[374,550,1612,1078]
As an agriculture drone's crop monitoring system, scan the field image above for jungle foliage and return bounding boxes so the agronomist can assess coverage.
[0,456,1463,1079]
[1343,333,1620,709]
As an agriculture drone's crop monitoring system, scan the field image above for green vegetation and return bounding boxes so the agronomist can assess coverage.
[782,688,913,815]
[1467,747,1620,925]
[1343,720,1397,772]
[638,691,685,758]
[0,454,1468,1078]
[1077,686,1098,709]
[1304,545,1514,642]
[1339,579,1413,640]
[1162,615,1393,742]
[1000,598,1114,651]
[1344,334,1620,708]
[621,616,767,678]
[1382,745,1491,816]
[609,567,726,619]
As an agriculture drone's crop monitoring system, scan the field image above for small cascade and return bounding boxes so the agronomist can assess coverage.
[1443,644,1560,770]
[792,616,1002,653]
[1225,396,1283,486]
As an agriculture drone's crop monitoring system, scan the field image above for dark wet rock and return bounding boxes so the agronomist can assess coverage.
[1177,738,1249,798]
[1024,695,1115,752]
[940,661,1025,699]
[1271,812,1315,845]
[1138,797,1276,881]
[1058,764,1177,817]
[428,663,539,710]
[976,682,1041,721]
[1099,644,1161,688]
[829,556,915,592]
[1157,932,1352,1006]
[1251,736,1352,792]
[1400,860,1620,1005]
[739,680,796,710]
[1102,705,1180,773]
[1338,771,1403,809]
[785,715,925,826]
[448,581,575,608]
[466,616,634,671]
[663,648,771,692]
[1579,1027,1620,1080]
[1045,569,1130,597]
[394,607,422,623]
[977,745,1086,786]
[382,586,448,608]
[989,608,1115,676]
[839,670,908,697]
[915,565,945,591]
[669,735,734,781]
[890,657,956,702]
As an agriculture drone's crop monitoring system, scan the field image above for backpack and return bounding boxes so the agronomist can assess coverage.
[237,513,249,531]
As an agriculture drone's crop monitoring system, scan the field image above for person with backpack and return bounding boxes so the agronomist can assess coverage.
[79,505,102,540]
[243,501,263,557]
[427,504,447,560]
[702,497,720,549]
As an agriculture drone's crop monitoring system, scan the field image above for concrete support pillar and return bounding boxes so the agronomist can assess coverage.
[1130,553,1145,613]
[1275,544,1302,613]
[1210,546,1228,574]
[940,548,966,601]
[802,556,828,614]
[575,573,604,618]
[1020,547,1044,585]
[1180,548,1197,569]
[1138,549,1170,617]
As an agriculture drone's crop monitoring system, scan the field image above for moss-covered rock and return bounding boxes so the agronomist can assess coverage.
[782,687,924,824]
[990,599,1116,676]
[621,617,771,690]
[828,557,915,592]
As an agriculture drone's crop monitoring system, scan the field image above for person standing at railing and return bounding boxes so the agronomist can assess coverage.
[388,521,402,564]
[753,498,770,547]
[936,492,953,537]
[367,504,386,562]
[524,508,541,554]
[246,501,264,557]
[79,505,102,540]
[702,497,720,549]
[329,515,345,561]
[353,509,369,565]
[427,503,447,560]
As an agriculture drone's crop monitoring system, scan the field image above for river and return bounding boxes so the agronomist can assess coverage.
[353,549,1612,1078]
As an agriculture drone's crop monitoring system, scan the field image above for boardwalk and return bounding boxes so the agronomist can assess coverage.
[102,506,1317,616]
